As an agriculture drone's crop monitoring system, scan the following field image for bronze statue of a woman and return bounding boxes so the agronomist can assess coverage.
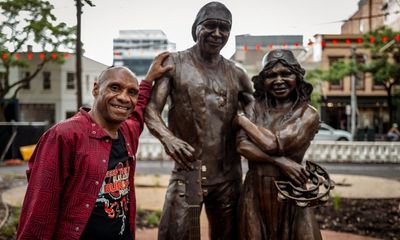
[235,49,322,240]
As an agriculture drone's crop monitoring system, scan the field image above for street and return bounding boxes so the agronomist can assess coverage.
[0,160,399,180]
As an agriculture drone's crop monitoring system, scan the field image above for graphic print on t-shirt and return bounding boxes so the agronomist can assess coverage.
[96,160,130,235]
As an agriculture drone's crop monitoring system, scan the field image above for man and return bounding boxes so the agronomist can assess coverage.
[145,2,254,239]
[17,52,172,240]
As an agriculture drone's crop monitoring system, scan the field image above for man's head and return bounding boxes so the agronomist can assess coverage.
[92,66,139,126]
[192,2,232,55]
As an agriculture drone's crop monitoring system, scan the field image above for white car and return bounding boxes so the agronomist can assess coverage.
[313,123,353,141]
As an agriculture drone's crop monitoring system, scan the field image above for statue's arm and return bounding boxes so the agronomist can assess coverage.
[235,114,278,154]
[277,106,320,155]
[237,137,308,185]
[145,57,195,170]
[237,67,255,118]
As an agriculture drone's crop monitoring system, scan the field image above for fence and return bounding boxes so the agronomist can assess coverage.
[137,138,400,163]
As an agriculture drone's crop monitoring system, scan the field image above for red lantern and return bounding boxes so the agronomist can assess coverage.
[52,53,58,60]
[39,53,45,60]
[294,42,299,48]
[345,39,351,45]
[27,53,33,60]
[255,44,261,51]
[2,53,8,60]
[15,53,20,60]
[243,44,248,52]
[321,41,326,47]
[370,36,375,43]
[357,38,363,44]
[332,39,338,45]
[268,44,274,50]
[395,34,400,42]
[382,36,388,43]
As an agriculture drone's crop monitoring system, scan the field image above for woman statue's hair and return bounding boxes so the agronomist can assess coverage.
[252,49,313,107]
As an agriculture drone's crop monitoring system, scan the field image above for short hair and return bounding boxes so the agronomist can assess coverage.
[97,66,137,86]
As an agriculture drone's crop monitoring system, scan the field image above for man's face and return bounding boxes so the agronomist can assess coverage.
[196,19,231,55]
[93,68,139,125]
[263,62,297,101]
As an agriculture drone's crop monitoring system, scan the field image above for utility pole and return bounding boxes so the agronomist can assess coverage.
[76,0,82,111]
[351,46,358,141]
[369,0,373,31]
[75,0,95,111]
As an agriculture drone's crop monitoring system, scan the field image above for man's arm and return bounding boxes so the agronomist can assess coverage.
[145,56,195,170]
[17,129,70,239]
[126,52,173,133]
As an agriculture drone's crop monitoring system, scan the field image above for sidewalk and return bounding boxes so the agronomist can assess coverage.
[3,173,399,239]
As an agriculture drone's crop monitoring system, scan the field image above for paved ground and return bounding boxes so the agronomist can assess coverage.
[3,173,399,239]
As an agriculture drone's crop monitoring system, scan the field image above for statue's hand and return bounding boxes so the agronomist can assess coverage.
[275,156,309,186]
[162,136,195,171]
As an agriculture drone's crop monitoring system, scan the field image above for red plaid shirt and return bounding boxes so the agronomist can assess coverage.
[17,80,152,240]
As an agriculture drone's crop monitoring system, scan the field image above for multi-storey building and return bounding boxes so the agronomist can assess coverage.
[304,34,389,135]
[231,35,306,76]
[382,0,400,31]
[3,52,108,123]
[113,30,176,78]
[341,0,385,34]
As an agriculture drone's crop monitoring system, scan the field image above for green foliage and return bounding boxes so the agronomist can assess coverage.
[0,206,21,237]
[332,193,341,212]
[319,26,400,124]
[145,210,161,227]
[0,0,75,104]
[305,69,322,109]
[361,26,400,89]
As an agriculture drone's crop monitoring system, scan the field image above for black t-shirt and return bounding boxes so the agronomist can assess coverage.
[81,133,132,240]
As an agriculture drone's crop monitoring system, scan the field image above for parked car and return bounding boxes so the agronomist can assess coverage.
[313,123,353,141]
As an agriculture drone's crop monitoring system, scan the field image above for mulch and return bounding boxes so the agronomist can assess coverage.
[314,198,400,240]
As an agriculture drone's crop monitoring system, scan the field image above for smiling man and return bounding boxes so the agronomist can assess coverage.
[17,52,172,240]
[145,2,254,239]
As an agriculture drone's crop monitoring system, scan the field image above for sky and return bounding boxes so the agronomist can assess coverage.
[48,0,360,66]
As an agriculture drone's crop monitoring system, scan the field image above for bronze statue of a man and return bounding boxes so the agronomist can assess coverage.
[145,2,253,239]
[235,49,322,239]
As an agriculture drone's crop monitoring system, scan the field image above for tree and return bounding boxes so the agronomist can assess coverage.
[317,26,400,125]
[0,0,75,121]
[362,26,400,125]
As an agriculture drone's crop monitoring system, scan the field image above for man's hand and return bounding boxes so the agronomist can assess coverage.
[144,52,173,83]
[162,136,195,171]
[275,156,309,186]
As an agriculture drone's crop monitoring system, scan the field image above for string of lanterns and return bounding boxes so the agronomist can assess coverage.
[1,52,70,61]
[240,34,400,52]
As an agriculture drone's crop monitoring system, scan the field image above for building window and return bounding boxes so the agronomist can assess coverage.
[328,56,344,90]
[86,75,90,91]
[43,71,51,90]
[67,72,75,89]
[22,72,31,89]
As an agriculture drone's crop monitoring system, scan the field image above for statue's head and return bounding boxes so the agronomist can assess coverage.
[253,49,313,105]
[192,2,232,54]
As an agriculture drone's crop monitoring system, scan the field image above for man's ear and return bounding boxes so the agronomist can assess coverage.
[92,82,99,97]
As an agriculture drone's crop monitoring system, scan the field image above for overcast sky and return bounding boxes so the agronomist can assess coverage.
[49,0,360,65]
